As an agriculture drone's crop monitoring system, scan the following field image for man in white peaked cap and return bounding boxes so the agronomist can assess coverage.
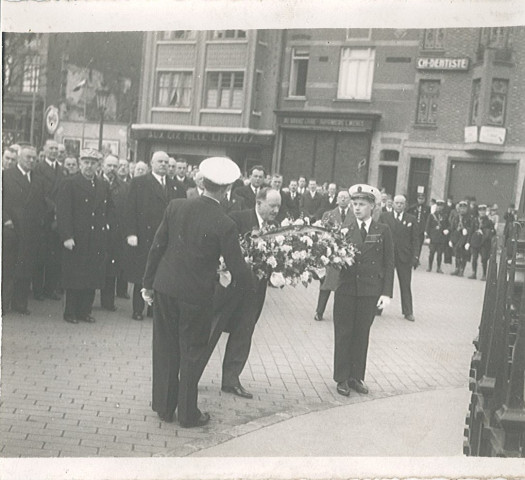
[142,156,253,428]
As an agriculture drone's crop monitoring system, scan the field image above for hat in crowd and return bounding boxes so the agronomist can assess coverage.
[199,157,240,185]
[436,199,445,205]
[458,200,468,207]
[79,149,103,161]
[349,184,382,204]
[151,151,170,162]
[478,204,488,210]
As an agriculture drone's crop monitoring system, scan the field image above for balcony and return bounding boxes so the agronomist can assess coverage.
[464,125,507,153]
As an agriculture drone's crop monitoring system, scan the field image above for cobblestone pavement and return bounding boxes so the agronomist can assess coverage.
[0,248,485,457]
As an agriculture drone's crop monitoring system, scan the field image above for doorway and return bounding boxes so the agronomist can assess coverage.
[379,165,398,196]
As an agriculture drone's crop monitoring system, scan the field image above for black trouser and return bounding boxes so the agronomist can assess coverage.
[428,243,444,269]
[64,289,96,319]
[4,277,31,312]
[100,276,116,308]
[471,246,490,276]
[316,289,331,317]
[132,283,145,314]
[32,230,61,297]
[454,244,469,271]
[152,291,212,425]
[395,261,413,316]
[416,232,425,258]
[116,271,128,297]
[333,287,378,383]
[222,279,267,388]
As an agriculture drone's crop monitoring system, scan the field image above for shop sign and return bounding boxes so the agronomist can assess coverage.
[479,126,506,145]
[417,57,470,71]
[45,105,60,135]
[134,129,273,146]
[464,126,478,143]
[280,116,372,131]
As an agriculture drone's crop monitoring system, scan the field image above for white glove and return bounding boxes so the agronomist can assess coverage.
[465,243,470,251]
[376,295,390,309]
[127,235,138,247]
[141,288,154,306]
[64,238,75,250]
[449,241,453,248]
[443,229,449,235]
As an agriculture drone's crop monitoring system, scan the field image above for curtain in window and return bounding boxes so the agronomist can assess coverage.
[338,48,375,100]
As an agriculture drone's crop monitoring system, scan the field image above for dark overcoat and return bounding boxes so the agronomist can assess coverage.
[233,184,257,209]
[122,173,179,284]
[56,174,112,289]
[282,191,302,220]
[2,167,46,278]
[379,211,420,265]
[105,176,130,277]
[300,191,324,221]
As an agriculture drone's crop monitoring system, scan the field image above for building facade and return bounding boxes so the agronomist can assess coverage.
[132,30,282,172]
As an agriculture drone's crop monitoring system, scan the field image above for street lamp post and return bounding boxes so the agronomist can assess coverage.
[96,87,110,152]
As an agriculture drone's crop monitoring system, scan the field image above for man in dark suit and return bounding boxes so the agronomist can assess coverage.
[219,188,282,399]
[407,193,431,258]
[425,200,449,273]
[380,194,420,322]
[173,157,195,194]
[142,156,253,427]
[234,165,265,209]
[315,190,355,321]
[221,184,246,214]
[2,146,46,315]
[32,139,66,301]
[320,183,338,217]
[123,151,184,320]
[56,149,113,323]
[282,179,302,220]
[301,179,324,222]
[334,184,394,397]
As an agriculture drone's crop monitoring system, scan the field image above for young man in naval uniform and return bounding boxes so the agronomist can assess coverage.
[333,184,395,397]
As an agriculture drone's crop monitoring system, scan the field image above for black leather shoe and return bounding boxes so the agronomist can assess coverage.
[64,315,79,324]
[44,292,61,301]
[179,412,210,428]
[132,312,144,321]
[157,412,174,423]
[314,313,323,321]
[348,378,369,394]
[336,381,351,397]
[404,314,415,322]
[102,305,118,312]
[221,385,253,399]
[80,315,96,323]
[13,308,31,315]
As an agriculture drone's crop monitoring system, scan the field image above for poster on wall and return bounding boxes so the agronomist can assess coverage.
[83,139,120,156]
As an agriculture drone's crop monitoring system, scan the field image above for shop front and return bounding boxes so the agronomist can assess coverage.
[274,111,380,187]
[131,125,275,175]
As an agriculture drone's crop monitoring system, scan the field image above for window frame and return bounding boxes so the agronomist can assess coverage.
[336,47,376,101]
[154,70,194,109]
[469,79,482,126]
[21,54,40,93]
[288,48,309,98]
[422,29,445,50]
[345,28,372,41]
[158,31,197,42]
[415,79,441,126]
[210,30,248,41]
[487,78,509,126]
[204,71,245,110]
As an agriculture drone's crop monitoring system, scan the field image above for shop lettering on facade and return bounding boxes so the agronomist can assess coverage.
[281,116,370,130]
[417,57,470,71]
[141,130,273,145]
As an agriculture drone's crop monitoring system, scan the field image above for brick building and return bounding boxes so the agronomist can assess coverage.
[132,30,282,172]
[133,27,524,207]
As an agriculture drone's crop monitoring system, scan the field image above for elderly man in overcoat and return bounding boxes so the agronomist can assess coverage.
[56,149,113,323]
[123,151,184,320]
[2,146,46,315]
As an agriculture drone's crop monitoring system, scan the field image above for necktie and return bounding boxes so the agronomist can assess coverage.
[340,209,346,223]
[27,173,31,184]
[360,222,367,241]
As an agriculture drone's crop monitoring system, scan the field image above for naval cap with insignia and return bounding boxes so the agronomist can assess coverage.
[458,200,468,207]
[79,148,103,161]
[199,157,241,185]
[478,204,488,210]
[436,199,445,205]
[349,183,382,204]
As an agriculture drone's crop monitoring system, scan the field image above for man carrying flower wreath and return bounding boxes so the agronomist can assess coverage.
[333,184,395,397]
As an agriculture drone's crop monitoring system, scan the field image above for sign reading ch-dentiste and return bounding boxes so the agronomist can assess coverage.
[417,57,470,71]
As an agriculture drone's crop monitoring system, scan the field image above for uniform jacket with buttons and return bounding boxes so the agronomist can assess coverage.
[338,219,395,298]
[379,211,419,266]
[407,203,430,236]
[122,172,179,284]
[56,174,113,289]
[425,211,449,244]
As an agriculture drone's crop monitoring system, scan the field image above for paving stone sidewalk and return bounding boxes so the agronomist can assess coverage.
[0,248,485,457]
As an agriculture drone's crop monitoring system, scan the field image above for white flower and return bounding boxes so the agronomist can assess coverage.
[218,270,232,288]
[266,256,278,268]
[462,228,468,236]
[344,257,355,266]
[340,228,349,236]
[293,218,305,226]
[332,256,342,264]
[300,236,313,247]
[326,247,332,257]
[281,244,293,253]
[299,250,308,260]
[315,267,326,279]
[275,235,286,245]
[291,251,302,261]
[407,222,412,227]
[320,255,330,265]
[300,271,311,283]
[256,240,267,251]
[304,217,311,225]
[312,220,323,227]
[270,272,286,288]
[339,248,347,257]
[281,218,291,227]
[285,276,293,286]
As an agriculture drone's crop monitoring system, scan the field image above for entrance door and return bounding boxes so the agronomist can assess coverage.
[408,157,431,205]
[379,165,398,196]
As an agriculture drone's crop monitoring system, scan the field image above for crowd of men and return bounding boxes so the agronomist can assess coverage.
[1,140,513,427]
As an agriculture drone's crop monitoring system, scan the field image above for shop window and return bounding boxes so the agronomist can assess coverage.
[205,72,244,109]
[156,72,193,108]
[380,150,399,162]
[345,29,371,40]
[289,48,309,97]
[416,80,440,125]
[470,79,481,125]
[22,55,40,93]
[159,31,196,41]
[211,30,247,40]
[423,29,445,49]
[488,78,508,126]
[337,48,375,100]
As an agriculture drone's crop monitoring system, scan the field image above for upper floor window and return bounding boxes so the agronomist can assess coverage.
[480,27,510,49]
[156,71,193,108]
[346,29,372,40]
[470,79,481,125]
[488,78,509,126]
[205,71,244,109]
[211,30,247,40]
[337,47,375,100]
[22,55,40,93]
[416,80,440,125]
[289,48,309,97]
[423,29,445,49]
[159,31,196,41]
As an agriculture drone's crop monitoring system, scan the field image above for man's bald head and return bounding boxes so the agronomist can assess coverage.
[256,188,281,223]
[393,194,407,214]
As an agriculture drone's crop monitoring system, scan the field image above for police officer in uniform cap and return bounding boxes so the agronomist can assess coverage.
[333,184,395,397]
[142,156,253,428]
